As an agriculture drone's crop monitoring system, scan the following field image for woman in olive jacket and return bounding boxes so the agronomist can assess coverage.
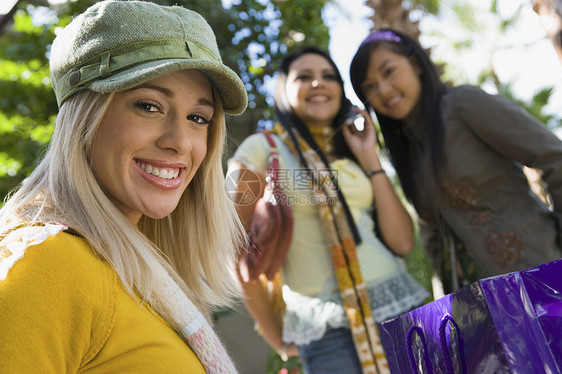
[350,28,562,294]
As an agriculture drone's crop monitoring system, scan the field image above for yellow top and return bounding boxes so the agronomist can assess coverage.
[230,133,401,295]
[0,227,205,373]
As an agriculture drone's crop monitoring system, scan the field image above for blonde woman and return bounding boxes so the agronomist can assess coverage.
[0,1,247,373]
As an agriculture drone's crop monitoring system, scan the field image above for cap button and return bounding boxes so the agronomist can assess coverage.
[68,71,81,86]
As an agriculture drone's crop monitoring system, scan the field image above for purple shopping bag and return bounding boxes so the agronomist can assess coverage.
[379,259,562,373]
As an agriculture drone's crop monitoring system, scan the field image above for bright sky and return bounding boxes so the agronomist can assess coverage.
[324,0,562,118]
[323,0,372,105]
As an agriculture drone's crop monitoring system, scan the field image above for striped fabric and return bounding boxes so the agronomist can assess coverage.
[269,124,390,374]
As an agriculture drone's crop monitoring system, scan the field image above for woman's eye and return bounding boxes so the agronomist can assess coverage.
[383,66,396,78]
[363,83,377,95]
[135,101,160,112]
[324,74,338,81]
[296,74,311,81]
[188,114,211,125]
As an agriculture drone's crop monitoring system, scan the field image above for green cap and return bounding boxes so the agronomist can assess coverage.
[50,0,248,115]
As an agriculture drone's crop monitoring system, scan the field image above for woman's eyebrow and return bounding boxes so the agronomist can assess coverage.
[127,85,214,108]
[293,68,336,76]
[127,84,174,97]
[377,59,393,71]
[197,98,214,108]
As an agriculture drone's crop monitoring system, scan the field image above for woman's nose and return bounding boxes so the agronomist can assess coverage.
[311,77,324,88]
[156,115,193,154]
[376,79,392,96]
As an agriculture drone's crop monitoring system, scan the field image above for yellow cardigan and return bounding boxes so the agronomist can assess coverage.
[0,228,204,373]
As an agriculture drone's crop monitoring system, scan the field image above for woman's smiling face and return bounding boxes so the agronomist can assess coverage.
[285,53,343,128]
[362,45,422,120]
[90,69,214,224]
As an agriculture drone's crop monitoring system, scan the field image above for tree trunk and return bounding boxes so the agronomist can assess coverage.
[532,0,562,62]
[364,0,421,41]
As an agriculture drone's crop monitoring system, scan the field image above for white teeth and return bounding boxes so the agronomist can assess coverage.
[386,96,401,108]
[137,161,180,180]
[309,95,328,102]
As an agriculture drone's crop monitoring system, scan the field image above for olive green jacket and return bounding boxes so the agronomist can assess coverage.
[406,85,562,290]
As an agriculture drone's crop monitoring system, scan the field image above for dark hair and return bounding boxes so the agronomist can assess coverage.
[274,46,356,165]
[350,29,447,202]
[274,46,361,244]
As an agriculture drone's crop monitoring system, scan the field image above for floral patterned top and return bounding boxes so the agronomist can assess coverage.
[405,85,562,292]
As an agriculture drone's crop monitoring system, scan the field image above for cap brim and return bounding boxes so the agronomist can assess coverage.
[89,59,248,115]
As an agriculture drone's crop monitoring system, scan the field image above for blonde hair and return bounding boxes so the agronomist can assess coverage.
[0,88,244,322]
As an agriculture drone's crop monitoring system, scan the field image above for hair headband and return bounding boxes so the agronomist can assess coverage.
[360,30,402,47]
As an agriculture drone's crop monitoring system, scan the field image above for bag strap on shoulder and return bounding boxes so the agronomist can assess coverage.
[262,131,280,183]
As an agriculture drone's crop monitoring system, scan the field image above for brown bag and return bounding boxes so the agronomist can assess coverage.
[239,132,293,283]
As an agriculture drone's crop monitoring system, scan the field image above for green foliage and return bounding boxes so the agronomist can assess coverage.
[0,0,332,202]
[404,228,434,299]
[0,4,59,200]
[450,2,479,32]
[420,0,442,15]
[386,169,434,299]
[267,349,303,374]
[476,69,561,128]
[496,3,523,32]
[426,0,561,130]
[490,0,498,13]
[500,85,561,128]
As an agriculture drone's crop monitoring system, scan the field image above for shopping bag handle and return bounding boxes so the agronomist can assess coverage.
[439,314,467,374]
[406,325,433,374]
